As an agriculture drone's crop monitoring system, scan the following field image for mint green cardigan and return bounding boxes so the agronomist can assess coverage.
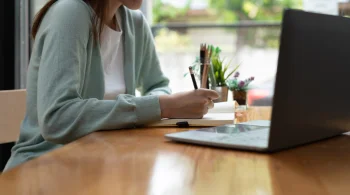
[4,0,171,171]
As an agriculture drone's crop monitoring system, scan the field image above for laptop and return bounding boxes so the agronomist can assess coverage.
[165,9,350,152]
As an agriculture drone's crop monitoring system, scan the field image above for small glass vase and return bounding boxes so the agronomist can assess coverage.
[232,90,247,106]
[213,86,228,103]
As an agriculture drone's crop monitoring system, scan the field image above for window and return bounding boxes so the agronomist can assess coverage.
[20,1,347,105]
[151,0,346,105]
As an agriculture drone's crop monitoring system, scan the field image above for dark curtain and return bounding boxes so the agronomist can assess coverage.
[0,0,16,172]
[0,0,15,90]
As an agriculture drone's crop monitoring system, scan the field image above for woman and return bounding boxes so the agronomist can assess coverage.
[4,0,218,171]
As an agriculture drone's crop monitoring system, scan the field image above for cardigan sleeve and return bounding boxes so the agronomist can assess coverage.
[36,1,162,144]
[136,13,172,96]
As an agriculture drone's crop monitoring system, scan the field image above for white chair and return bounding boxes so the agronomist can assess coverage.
[0,89,26,171]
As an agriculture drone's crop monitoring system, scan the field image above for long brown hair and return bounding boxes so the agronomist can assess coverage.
[31,0,109,41]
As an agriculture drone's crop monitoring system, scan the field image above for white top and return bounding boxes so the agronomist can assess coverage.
[100,10,125,100]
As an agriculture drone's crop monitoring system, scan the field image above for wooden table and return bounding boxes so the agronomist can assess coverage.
[1,107,350,195]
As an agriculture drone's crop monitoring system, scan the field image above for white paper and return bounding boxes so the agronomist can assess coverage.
[208,101,235,113]
[303,0,339,15]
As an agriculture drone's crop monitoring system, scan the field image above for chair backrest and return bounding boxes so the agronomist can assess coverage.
[0,90,26,144]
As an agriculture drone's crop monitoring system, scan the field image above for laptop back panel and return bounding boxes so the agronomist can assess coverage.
[268,10,350,151]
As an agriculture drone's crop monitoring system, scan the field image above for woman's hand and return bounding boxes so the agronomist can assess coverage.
[159,89,219,119]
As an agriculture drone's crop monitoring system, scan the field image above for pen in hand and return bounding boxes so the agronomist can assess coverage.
[189,66,198,90]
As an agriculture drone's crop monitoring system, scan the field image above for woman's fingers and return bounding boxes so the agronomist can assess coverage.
[203,106,209,115]
[207,99,214,109]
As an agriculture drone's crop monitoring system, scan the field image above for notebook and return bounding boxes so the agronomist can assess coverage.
[147,101,236,127]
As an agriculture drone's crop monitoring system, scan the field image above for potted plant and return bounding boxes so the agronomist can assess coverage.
[210,45,240,102]
[227,72,255,106]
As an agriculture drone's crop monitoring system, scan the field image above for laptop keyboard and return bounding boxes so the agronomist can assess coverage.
[212,129,269,147]
[170,128,269,149]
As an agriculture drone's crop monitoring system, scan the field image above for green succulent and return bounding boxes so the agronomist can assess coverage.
[212,56,239,86]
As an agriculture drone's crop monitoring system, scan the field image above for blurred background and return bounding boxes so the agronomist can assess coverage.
[1,0,350,105]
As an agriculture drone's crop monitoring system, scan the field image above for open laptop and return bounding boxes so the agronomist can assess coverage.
[165,9,350,152]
